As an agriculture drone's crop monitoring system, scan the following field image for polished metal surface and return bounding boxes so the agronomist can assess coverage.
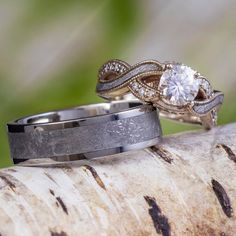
[7,101,162,162]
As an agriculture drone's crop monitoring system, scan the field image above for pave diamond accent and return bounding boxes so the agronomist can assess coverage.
[199,77,213,97]
[212,109,218,125]
[99,61,127,78]
[130,81,157,99]
[159,64,200,106]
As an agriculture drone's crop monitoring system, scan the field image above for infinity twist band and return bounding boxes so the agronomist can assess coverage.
[96,59,224,129]
[7,101,162,163]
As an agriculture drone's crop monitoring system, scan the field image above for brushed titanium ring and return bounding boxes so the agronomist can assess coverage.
[7,101,162,162]
[96,59,224,129]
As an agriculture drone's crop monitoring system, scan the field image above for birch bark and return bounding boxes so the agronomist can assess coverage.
[0,123,236,236]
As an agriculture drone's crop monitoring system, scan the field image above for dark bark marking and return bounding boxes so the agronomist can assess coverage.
[144,196,171,236]
[6,169,17,173]
[216,144,236,164]
[45,172,58,185]
[49,189,68,215]
[50,231,67,236]
[212,179,233,218]
[150,146,173,164]
[83,165,106,190]
[49,164,73,172]
[56,197,68,215]
[49,189,55,196]
[60,165,73,172]
[0,176,16,192]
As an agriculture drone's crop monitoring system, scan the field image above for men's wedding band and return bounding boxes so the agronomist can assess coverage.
[7,101,162,162]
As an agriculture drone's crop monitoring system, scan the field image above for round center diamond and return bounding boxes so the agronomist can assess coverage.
[159,64,200,106]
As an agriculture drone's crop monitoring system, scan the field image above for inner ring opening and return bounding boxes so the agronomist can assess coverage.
[16,100,143,125]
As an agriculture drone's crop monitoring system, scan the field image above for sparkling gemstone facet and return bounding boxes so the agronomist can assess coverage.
[200,78,212,96]
[130,81,139,91]
[159,64,200,106]
[139,87,145,96]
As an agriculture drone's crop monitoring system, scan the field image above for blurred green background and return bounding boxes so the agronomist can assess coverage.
[1,1,235,168]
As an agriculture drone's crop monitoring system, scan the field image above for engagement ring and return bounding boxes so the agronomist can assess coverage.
[96,59,224,129]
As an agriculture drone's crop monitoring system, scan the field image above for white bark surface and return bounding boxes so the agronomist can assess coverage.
[0,123,236,236]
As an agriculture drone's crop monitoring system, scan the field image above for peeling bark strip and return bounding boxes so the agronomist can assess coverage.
[144,196,171,236]
[0,176,16,192]
[216,144,236,164]
[150,146,173,164]
[50,231,67,236]
[83,165,106,190]
[212,179,233,218]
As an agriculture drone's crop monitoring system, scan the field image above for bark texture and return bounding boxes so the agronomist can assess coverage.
[0,123,236,236]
